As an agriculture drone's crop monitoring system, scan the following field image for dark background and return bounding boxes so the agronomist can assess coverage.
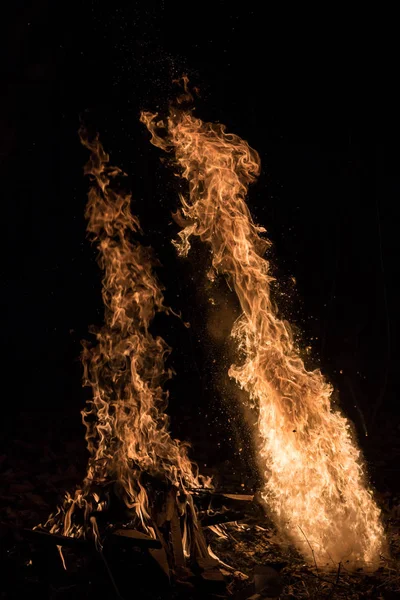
[2,3,399,491]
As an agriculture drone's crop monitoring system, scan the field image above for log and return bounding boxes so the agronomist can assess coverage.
[6,526,162,550]
[169,505,185,569]
[14,528,88,549]
[200,510,246,527]
[192,490,255,512]
[111,529,162,549]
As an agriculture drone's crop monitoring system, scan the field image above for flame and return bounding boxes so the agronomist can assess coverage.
[141,93,386,568]
[43,129,203,541]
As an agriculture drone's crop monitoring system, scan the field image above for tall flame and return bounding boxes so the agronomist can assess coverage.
[44,129,200,540]
[141,98,386,567]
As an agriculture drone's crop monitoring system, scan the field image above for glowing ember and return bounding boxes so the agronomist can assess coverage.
[141,84,386,568]
[42,129,202,541]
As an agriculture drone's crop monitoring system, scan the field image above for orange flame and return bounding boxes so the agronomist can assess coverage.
[43,129,202,541]
[141,99,386,568]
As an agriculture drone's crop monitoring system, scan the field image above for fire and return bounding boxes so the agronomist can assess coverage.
[42,129,202,541]
[141,88,386,567]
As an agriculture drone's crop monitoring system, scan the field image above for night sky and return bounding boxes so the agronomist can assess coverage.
[2,3,399,484]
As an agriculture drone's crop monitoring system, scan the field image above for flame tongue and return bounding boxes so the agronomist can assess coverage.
[141,108,385,567]
[45,130,200,540]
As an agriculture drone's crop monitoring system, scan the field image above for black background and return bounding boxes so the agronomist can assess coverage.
[2,3,399,487]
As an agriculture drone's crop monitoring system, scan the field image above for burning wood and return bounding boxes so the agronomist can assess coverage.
[0,83,398,600]
[20,82,392,597]
[4,525,162,550]
[31,127,231,597]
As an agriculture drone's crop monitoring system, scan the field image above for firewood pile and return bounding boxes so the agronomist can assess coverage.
[1,412,400,599]
[1,472,274,599]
